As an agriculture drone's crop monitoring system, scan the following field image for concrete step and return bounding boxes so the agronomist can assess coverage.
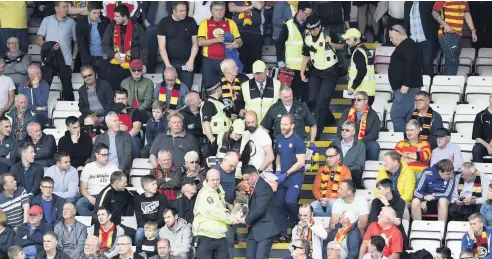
[234,242,291,258]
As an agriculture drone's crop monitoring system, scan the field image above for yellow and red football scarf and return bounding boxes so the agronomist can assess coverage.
[158,79,181,110]
[320,164,343,198]
[298,218,315,257]
[335,223,353,243]
[458,171,482,198]
[237,1,253,26]
[411,106,433,141]
[347,105,369,139]
[473,228,489,258]
[110,20,133,69]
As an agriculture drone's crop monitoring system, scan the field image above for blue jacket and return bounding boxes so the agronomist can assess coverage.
[413,165,455,201]
[462,227,492,259]
[30,194,65,225]
[18,79,49,117]
[145,117,167,147]
[14,222,53,251]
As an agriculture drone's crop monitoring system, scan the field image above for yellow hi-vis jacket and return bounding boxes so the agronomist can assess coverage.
[285,18,304,71]
[348,45,376,96]
[241,78,281,123]
[304,31,338,70]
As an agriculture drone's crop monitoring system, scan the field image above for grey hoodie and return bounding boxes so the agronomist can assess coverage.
[158,218,192,255]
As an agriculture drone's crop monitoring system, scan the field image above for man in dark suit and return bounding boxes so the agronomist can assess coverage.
[238,165,279,259]
[75,2,111,80]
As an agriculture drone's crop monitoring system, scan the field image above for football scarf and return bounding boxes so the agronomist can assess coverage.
[110,20,133,69]
[347,105,369,139]
[411,106,433,140]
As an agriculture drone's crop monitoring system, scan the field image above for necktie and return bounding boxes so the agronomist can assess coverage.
[259,83,264,95]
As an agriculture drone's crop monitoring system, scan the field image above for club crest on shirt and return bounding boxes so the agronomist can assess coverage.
[289,143,293,148]
[207,197,214,204]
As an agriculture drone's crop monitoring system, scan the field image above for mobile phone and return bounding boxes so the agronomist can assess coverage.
[459,197,465,201]
[182,65,188,71]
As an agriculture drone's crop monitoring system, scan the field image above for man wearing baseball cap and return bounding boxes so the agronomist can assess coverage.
[343,28,376,106]
[15,205,52,259]
[239,60,281,123]
[430,128,463,171]
[121,59,154,116]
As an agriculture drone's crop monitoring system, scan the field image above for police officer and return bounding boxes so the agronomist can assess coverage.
[193,168,235,259]
[274,113,306,243]
[275,1,312,103]
[201,82,232,157]
[300,15,344,141]
[343,28,376,106]
[239,60,281,123]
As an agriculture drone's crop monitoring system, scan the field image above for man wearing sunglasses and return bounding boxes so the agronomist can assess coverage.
[285,239,312,259]
[121,59,154,117]
[153,67,190,112]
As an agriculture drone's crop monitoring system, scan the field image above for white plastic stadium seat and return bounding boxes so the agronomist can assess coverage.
[192,73,203,92]
[384,103,393,131]
[374,46,395,74]
[121,216,137,230]
[422,75,431,93]
[474,163,492,174]
[313,217,330,229]
[410,220,445,252]
[465,76,492,105]
[371,99,385,128]
[28,45,41,63]
[364,161,384,172]
[375,74,392,104]
[454,104,480,135]
[355,189,374,207]
[430,103,456,129]
[130,168,150,187]
[55,101,79,111]
[71,73,84,84]
[476,48,492,76]
[52,110,81,130]
[430,75,465,104]
[75,216,92,227]
[378,132,404,143]
[143,73,162,84]
[132,158,153,169]
[362,171,378,190]
[446,221,468,258]
[43,129,64,145]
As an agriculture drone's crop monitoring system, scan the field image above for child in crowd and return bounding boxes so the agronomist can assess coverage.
[141,101,167,157]
[137,221,159,259]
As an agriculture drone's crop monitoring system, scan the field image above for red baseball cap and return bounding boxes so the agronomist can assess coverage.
[29,205,43,215]
[130,59,143,69]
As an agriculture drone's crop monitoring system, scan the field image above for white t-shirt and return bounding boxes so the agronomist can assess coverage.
[362,253,388,259]
[388,1,405,19]
[242,127,273,172]
[80,161,120,195]
[0,75,15,109]
[193,1,212,25]
[332,195,370,217]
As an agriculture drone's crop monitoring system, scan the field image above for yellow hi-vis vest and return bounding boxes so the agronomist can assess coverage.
[348,45,376,96]
[200,98,231,148]
[242,78,281,123]
[284,18,304,71]
[304,31,338,70]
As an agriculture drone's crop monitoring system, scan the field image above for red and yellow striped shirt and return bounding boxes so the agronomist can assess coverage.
[433,1,469,37]
[394,140,432,175]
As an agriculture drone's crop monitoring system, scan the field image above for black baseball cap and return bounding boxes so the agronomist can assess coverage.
[434,128,451,137]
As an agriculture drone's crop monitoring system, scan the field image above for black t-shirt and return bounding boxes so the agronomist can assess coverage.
[201,99,218,122]
[302,30,340,56]
[156,15,198,63]
[137,238,158,258]
[129,108,149,124]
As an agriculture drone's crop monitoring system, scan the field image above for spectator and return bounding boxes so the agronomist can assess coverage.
[117,235,144,259]
[101,2,143,22]
[239,60,281,123]
[153,67,190,111]
[261,86,317,141]
[36,1,76,101]
[0,211,15,254]
[271,1,296,41]
[92,112,133,172]
[460,249,475,259]
[149,239,174,259]
[241,111,275,172]
[218,59,249,118]
[375,151,416,203]
[43,152,78,203]
[136,222,158,258]
[197,1,243,89]
[73,236,107,259]
[403,2,438,76]
[229,1,265,73]
[430,128,464,172]
[311,146,352,217]
[181,152,207,188]
[121,59,153,114]
[103,4,147,91]
[361,236,388,259]
[331,120,366,189]
[314,1,351,35]
[15,205,52,259]
[461,213,492,259]
[0,2,28,54]
[339,91,380,161]
[327,209,362,259]
[359,207,403,259]
[286,239,312,259]
[432,1,477,76]
[35,232,70,259]
[1,36,31,86]
[150,150,183,201]
[175,182,197,224]
[150,112,199,169]
[10,143,44,196]
[54,203,87,258]
[472,95,492,163]
[30,177,64,225]
[134,175,169,244]
[328,180,369,236]
[111,88,148,158]
[450,162,489,221]
[0,116,17,172]
[394,119,432,178]
[180,92,206,159]
[192,169,234,259]
[158,208,192,259]
[57,117,93,169]
[7,246,25,259]
[290,204,327,259]
[0,61,15,116]
[388,25,423,133]
[354,2,379,40]
[75,2,111,80]
[218,119,244,154]
[411,159,455,222]
[87,207,125,259]
[92,171,133,226]
[77,143,119,216]
[25,122,56,167]
[6,94,36,143]
[275,1,312,102]
[157,1,198,87]
[18,65,49,126]
[482,183,492,228]
[67,2,89,18]
[142,1,172,73]
[0,173,30,229]
[78,66,114,120]
[383,1,405,45]
[141,101,167,158]
[411,91,444,149]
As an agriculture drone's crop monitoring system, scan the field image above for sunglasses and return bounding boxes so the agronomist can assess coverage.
[354,98,366,102]
[188,161,199,164]
[131,69,142,73]
[341,128,350,132]
[82,73,94,79]
[292,245,304,250]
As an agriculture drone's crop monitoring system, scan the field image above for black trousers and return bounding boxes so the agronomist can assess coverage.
[238,32,264,73]
[246,235,275,259]
[291,69,309,104]
[42,64,74,101]
[449,203,481,221]
[473,143,489,162]
[106,64,131,91]
[89,56,109,81]
[309,68,338,140]
[195,236,228,259]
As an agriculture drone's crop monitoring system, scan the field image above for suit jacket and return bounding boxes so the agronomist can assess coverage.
[91,131,132,171]
[10,162,44,196]
[245,177,279,241]
[24,133,57,167]
[75,15,111,65]
[78,80,114,116]
[403,1,439,43]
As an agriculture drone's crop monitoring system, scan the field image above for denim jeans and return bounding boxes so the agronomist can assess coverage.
[23,245,37,259]
[418,40,436,76]
[311,199,337,217]
[391,87,421,132]
[365,140,380,161]
[0,28,29,54]
[76,195,98,216]
[439,33,462,76]
[132,136,142,159]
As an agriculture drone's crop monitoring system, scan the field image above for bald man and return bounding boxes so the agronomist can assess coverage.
[241,111,274,172]
[218,59,249,118]
[25,121,56,167]
[153,67,190,111]
[388,24,424,133]
[193,168,234,259]
[180,91,204,140]
[18,64,50,127]
[6,94,37,142]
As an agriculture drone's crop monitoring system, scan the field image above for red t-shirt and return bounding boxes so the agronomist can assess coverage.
[364,222,403,257]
